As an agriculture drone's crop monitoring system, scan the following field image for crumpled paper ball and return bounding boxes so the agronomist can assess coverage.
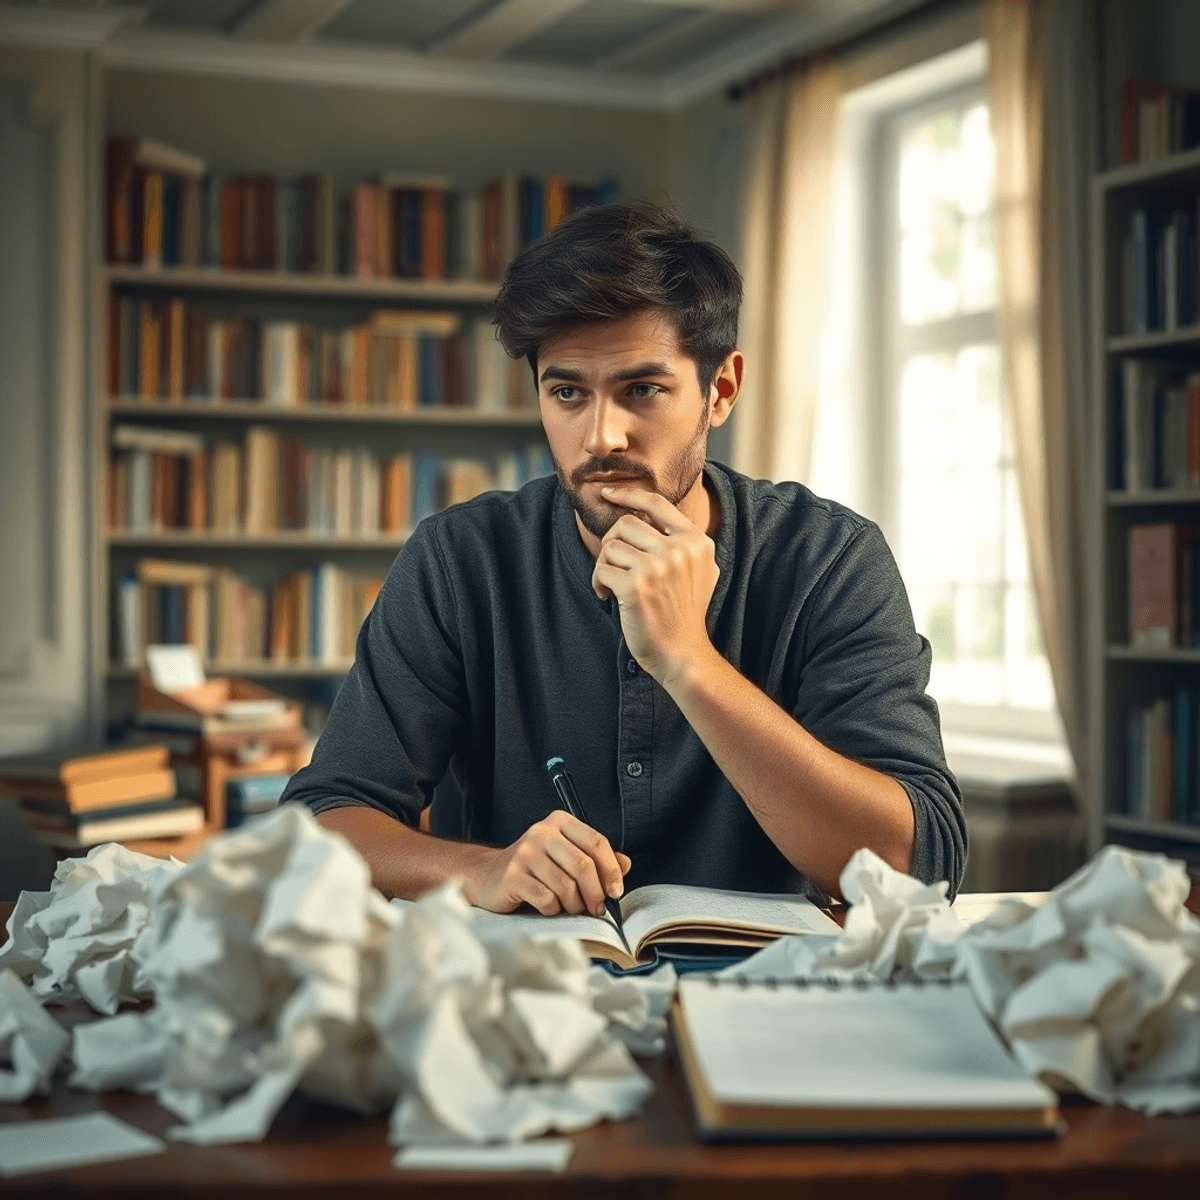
[65,805,653,1146]
[0,969,70,1100]
[732,844,1200,1114]
[0,843,181,1014]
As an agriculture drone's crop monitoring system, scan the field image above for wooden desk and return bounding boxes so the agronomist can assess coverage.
[3,902,1200,1198]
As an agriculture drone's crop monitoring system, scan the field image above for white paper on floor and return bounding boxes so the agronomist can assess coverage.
[62,806,652,1146]
[0,969,70,1101]
[728,845,1200,1114]
[0,844,182,1015]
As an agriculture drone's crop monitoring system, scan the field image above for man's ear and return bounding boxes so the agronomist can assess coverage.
[709,350,743,427]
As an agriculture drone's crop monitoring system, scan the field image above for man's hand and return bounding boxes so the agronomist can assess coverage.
[592,485,720,686]
[461,809,632,916]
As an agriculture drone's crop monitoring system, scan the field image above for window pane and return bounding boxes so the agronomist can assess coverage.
[1004,585,1055,709]
[899,353,956,468]
[954,583,1005,705]
[954,344,1003,465]
[1004,467,1030,583]
[896,98,996,327]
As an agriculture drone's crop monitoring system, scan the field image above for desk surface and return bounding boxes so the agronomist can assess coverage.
[4,899,1200,1199]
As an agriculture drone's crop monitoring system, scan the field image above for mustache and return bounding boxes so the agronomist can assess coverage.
[570,458,655,488]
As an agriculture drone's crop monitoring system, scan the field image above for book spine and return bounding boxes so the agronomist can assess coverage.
[1130,523,1177,647]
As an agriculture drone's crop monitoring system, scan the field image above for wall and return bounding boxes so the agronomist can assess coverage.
[0,44,95,896]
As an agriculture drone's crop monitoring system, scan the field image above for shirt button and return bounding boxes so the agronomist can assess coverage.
[626,660,638,674]
[626,761,643,777]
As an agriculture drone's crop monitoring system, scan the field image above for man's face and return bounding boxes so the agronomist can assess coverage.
[537,310,713,541]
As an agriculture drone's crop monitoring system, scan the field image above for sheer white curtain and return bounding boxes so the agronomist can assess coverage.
[985,0,1100,787]
[735,56,847,483]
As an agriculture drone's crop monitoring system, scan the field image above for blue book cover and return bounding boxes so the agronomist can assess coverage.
[414,453,441,522]
[200,173,221,269]
[1110,370,1125,490]
[161,177,181,268]
[418,336,439,406]
[1131,209,1153,334]
[1174,690,1191,825]
[1151,386,1166,488]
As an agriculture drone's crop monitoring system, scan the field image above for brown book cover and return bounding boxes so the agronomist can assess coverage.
[298,174,320,271]
[480,177,501,281]
[188,450,207,530]
[220,179,243,269]
[10,768,176,812]
[166,297,185,402]
[105,135,138,263]
[1130,524,1177,647]
[375,185,391,278]
[442,333,467,405]
[210,442,242,533]
[141,169,164,270]
[109,453,129,531]
[297,325,314,402]
[138,299,160,400]
[1121,80,1176,164]
[351,184,377,278]
[180,176,202,268]
[421,189,447,281]
[0,742,168,790]
[382,453,412,532]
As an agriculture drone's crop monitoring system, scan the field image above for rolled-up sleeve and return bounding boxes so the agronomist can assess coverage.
[792,521,967,897]
[280,518,466,827]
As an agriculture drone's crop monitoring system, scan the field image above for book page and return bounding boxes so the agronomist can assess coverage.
[620,884,840,953]
[389,897,627,957]
[678,979,1056,1111]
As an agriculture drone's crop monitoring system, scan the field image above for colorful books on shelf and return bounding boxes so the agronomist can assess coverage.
[1129,523,1200,648]
[115,559,386,670]
[105,134,618,280]
[106,298,527,409]
[1111,363,1200,491]
[1120,79,1200,166]
[1124,688,1199,825]
[108,422,551,537]
[0,741,204,848]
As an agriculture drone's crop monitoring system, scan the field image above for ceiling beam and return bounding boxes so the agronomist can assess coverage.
[231,0,355,43]
[593,9,721,72]
[426,0,587,61]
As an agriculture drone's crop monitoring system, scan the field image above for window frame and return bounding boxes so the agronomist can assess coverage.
[868,79,1066,748]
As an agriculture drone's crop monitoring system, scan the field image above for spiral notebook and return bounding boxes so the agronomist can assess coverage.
[672,975,1061,1141]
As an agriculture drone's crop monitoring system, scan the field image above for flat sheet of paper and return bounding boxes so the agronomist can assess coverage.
[145,644,205,692]
[679,978,1055,1111]
[395,1140,574,1172]
[0,1112,165,1177]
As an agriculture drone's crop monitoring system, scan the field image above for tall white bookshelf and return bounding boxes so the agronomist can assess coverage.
[1090,144,1200,869]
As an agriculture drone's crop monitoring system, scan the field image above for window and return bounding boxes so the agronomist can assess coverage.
[880,86,1058,742]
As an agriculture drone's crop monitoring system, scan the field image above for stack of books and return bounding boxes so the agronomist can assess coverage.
[0,743,203,850]
[226,773,291,828]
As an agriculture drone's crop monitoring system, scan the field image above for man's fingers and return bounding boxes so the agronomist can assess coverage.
[616,852,632,875]
[520,877,562,916]
[546,838,607,917]
[529,856,586,915]
[603,513,663,553]
[560,819,626,900]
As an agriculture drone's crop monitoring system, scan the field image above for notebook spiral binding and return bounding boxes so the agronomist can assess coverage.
[706,974,961,990]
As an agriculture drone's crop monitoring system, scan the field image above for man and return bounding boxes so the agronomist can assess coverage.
[283,200,965,919]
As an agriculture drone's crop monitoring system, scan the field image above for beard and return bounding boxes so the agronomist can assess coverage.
[553,402,711,540]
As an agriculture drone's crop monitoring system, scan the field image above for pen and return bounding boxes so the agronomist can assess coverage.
[545,756,633,957]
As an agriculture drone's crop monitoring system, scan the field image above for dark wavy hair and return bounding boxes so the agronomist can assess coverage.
[492,200,742,393]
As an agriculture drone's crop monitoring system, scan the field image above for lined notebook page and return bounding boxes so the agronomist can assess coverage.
[621,884,840,949]
[678,979,1056,1110]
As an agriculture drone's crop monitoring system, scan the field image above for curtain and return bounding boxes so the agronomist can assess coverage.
[734,55,847,484]
[985,0,1100,791]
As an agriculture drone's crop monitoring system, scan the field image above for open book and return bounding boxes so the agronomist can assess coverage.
[451,883,841,970]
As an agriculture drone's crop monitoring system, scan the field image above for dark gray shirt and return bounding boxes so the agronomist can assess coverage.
[282,461,966,902]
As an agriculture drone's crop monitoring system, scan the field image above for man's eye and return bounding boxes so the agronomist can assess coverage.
[629,384,661,399]
[554,386,581,402]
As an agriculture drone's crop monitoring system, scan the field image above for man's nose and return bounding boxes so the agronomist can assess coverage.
[582,398,629,458]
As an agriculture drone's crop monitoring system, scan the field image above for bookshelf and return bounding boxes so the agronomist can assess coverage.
[96,156,609,739]
[1091,144,1200,866]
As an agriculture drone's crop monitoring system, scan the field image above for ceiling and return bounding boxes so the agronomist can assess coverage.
[2,0,937,109]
